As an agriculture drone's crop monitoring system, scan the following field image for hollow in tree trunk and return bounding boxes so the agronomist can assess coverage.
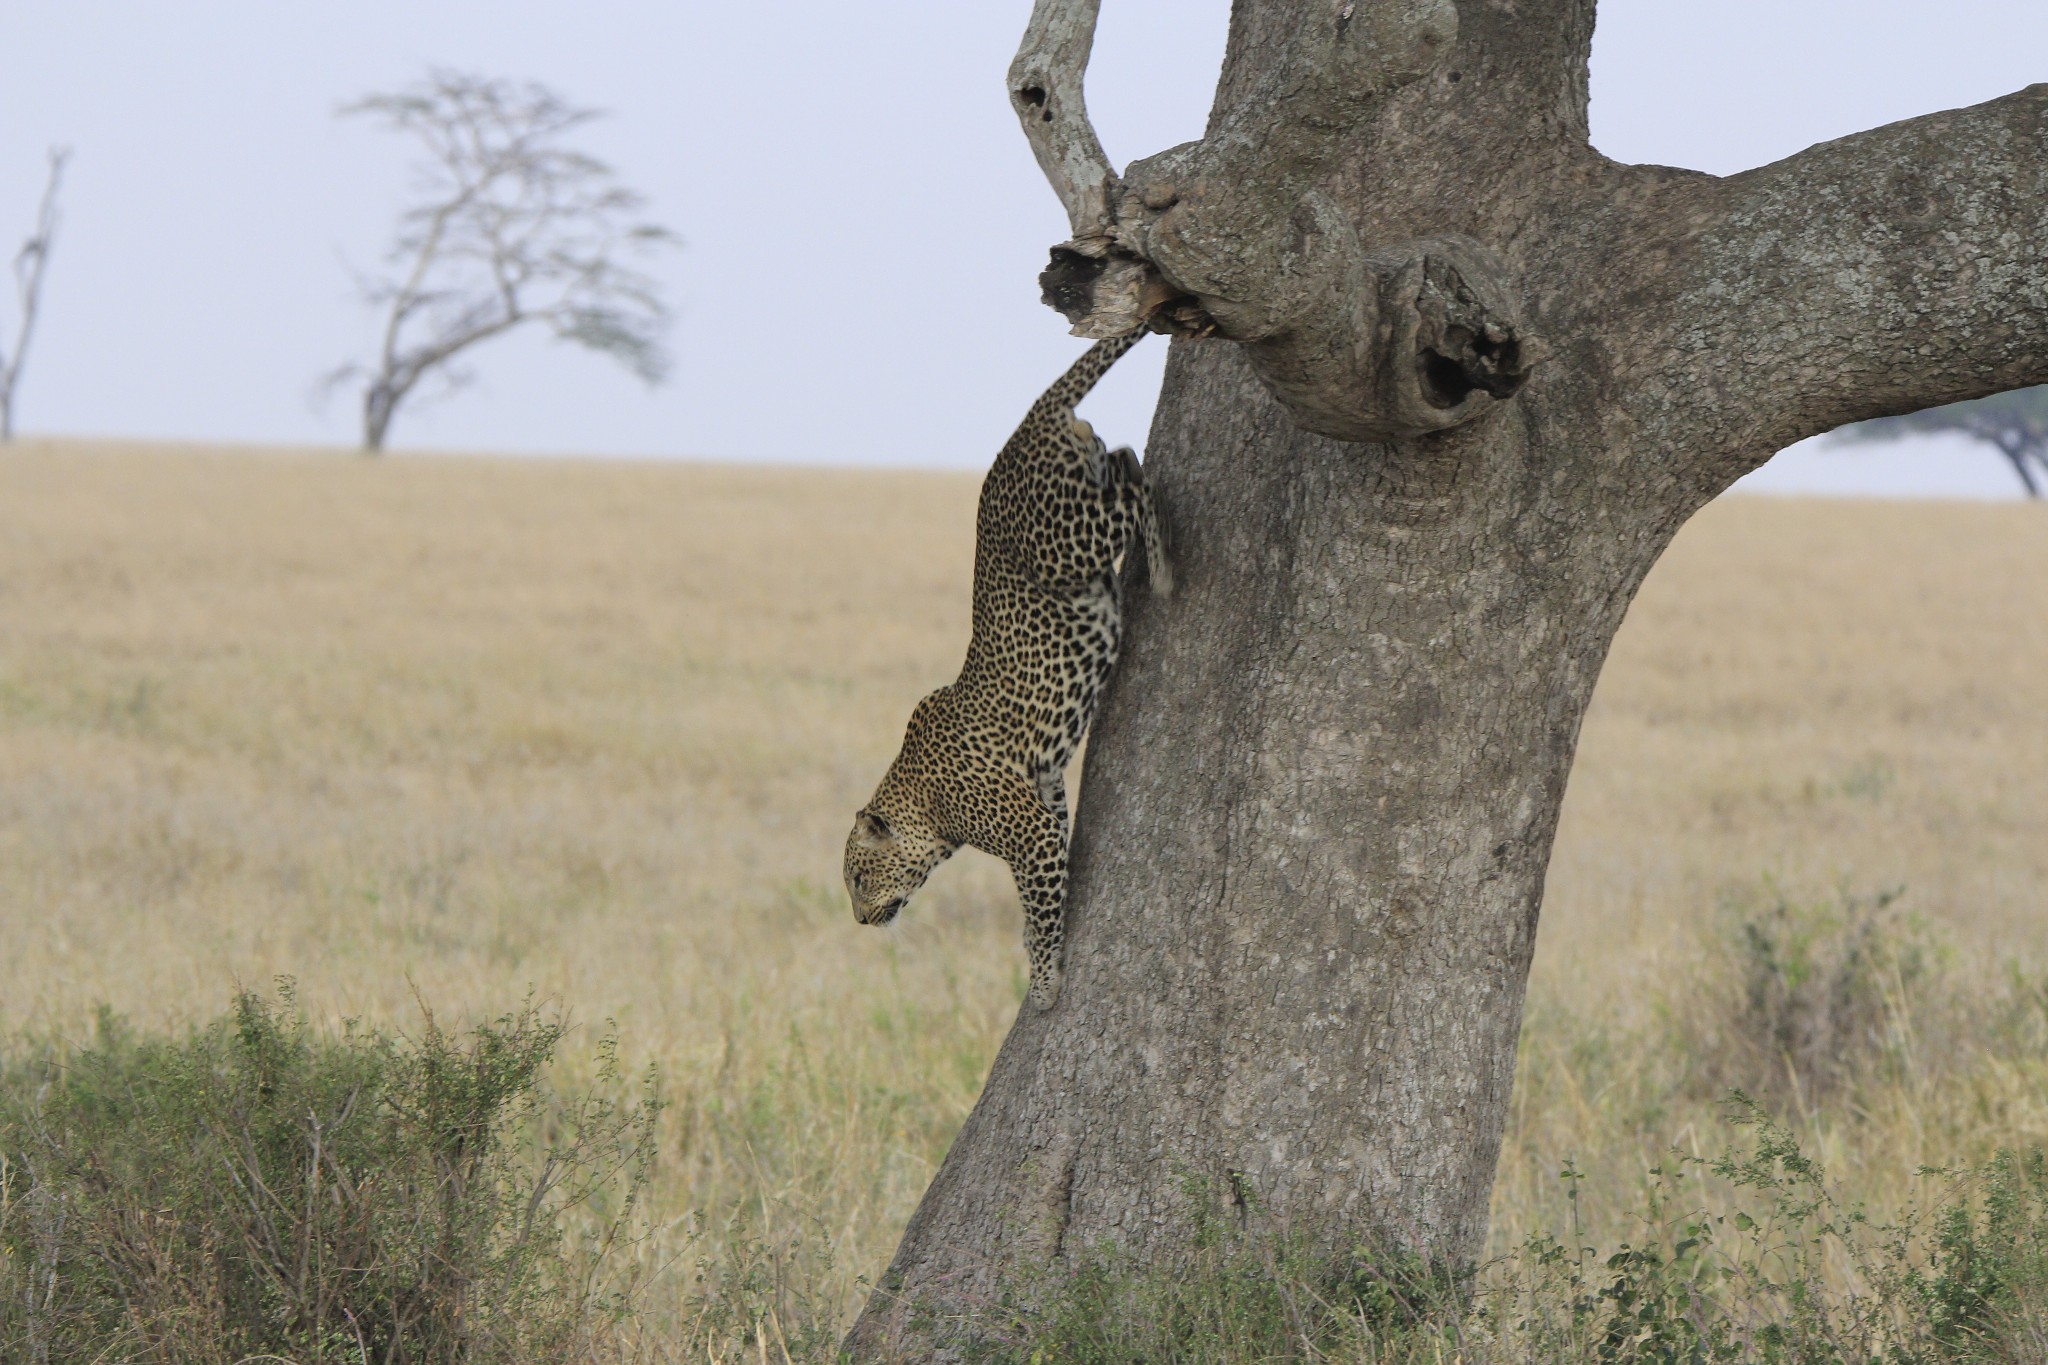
[848,2,2048,1356]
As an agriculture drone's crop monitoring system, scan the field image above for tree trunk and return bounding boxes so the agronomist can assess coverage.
[363,381,397,454]
[1996,433,2042,498]
[849,2,2048,1356]
[1,148,68,447]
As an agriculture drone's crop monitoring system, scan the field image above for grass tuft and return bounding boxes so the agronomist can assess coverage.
[1673,884,1940,1109]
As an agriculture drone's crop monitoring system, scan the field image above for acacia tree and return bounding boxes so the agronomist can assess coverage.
[1835,387,2048,496]
[331,72,676,453]
[847,1,2048,1356]
[0,147,69,443]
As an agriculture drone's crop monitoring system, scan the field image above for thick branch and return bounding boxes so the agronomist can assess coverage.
[1008,0,1118,246]
[1626,85,2048,481]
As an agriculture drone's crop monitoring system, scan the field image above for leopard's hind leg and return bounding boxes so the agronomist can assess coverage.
[1110,445,1173,598]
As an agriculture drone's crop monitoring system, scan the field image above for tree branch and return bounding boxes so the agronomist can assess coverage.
[1008,0,1118,248]
[1629,85,2048,480]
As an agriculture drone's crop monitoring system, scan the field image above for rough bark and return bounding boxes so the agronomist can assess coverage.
[849,1,2048,1356]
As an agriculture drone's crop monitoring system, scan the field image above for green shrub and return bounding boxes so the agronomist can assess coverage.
[0,984,659,1365]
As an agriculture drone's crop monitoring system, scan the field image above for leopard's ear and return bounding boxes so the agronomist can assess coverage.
[855,809,893,844]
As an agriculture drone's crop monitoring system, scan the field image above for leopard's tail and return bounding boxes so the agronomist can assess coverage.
[1030,330,1147,420]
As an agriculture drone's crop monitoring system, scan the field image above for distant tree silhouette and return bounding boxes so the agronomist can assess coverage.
[1834,388,2048,497]
[1,147,69,443]
[329,72,678,453]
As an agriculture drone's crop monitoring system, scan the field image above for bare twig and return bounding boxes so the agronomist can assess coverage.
[339,1306,371,1365]
[1,146,70,442]
[1008,0,1118,248]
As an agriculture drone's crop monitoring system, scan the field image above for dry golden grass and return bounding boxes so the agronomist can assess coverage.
[2,437,2046,1336]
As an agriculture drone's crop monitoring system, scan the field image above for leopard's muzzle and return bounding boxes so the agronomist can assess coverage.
[858,897,907,927]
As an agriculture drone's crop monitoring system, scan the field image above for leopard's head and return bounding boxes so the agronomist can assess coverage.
[843,807,953,925]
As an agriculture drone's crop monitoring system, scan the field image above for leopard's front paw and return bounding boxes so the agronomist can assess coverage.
[1028,961,1064,1011]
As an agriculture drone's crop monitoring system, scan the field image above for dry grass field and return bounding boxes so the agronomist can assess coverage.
[3,438,2047,1344]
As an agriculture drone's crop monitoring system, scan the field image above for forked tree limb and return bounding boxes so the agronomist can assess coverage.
[1008,0,1119,248]
[1014,0,1544,442]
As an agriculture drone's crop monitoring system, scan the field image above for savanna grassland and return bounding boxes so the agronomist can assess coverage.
[3,439,2048,1358]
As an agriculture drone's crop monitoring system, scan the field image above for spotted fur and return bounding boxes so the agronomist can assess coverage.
[844,333,1169,1009]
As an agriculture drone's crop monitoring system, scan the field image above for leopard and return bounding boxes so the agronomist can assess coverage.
[843,331,1169,1010]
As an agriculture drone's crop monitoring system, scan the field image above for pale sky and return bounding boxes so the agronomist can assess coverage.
[2,2,2044,496]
